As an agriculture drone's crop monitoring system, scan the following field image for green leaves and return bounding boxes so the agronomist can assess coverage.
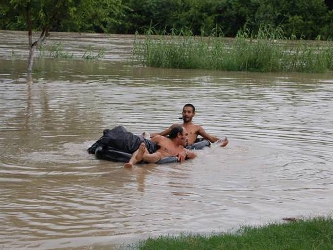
[0,0,127,33]
[1,0,332,39]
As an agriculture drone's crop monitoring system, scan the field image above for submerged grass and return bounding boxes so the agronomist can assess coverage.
[136,217,333,250]
[133,26,333,73]
[38,42,105,60]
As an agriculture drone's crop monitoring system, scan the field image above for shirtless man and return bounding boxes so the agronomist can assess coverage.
[151,104,228,147]
[124,126,197,168]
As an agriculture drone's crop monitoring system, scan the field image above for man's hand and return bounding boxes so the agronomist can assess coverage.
[220,137,229,147]
[215,137,228,147]
[177,149,187,162]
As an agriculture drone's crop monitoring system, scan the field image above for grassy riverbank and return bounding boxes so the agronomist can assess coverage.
[135,217,333,249]
[133,27,333,73]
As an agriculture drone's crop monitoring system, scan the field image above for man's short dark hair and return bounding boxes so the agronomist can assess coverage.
[169,125,183,139]
[183,103,195,113]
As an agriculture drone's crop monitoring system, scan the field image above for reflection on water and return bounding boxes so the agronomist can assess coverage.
[1,31,333,249]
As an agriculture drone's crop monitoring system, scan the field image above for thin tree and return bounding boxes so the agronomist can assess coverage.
[0,0,126,83]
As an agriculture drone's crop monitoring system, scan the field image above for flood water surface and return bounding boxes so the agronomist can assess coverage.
[1,31,333,249]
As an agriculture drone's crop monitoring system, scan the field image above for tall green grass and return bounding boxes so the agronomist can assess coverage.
[133,26,333,73]
[136,217,333,250]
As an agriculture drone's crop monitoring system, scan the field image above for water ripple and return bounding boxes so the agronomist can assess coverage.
[1,32,333,249]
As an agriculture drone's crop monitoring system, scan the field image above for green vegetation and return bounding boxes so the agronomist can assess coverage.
[133,26,333,73]
[0,0,127,33]
[121,0,333,40]
[38,42,105,60]
[0,0,125,77]
[39,42,74,59]
[1,0,332,40]
[136,217,333,250]
[82,46,105,60]
[1,1,332,75]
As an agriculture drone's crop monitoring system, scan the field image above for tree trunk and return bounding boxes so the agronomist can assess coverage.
[26,1,33,83]
[27,42,36,84]
[27,31,48,83]
[26,2,48,83]
[27,32,47,73]
[27,42,36,73]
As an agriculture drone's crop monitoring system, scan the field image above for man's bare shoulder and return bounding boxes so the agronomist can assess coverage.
[152,134,170,142]
[184,123,203,131]
[194,123,204,129]
[151,134,163,142]
[196,124,205,131]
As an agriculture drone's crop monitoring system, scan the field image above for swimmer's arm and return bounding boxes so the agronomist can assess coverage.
[150,124,177,138]
[197,126,229,147]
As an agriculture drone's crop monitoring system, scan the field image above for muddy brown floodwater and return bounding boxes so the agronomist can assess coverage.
[1,31,333,249]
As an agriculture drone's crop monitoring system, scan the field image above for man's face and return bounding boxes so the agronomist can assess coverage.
[182,106,194,123]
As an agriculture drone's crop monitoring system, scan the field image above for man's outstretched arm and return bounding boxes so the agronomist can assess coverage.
[197,126,229,147]
[150,124,177,138]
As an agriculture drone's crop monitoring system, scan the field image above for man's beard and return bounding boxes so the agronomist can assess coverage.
[182,116,191,123]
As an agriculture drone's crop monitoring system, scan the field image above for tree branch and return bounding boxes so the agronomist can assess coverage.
[26,1,32,47]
